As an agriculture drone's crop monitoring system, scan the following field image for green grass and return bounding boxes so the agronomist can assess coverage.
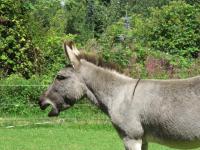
[0,117,200,150]
[0,103,200,150]
[0,118,122,150]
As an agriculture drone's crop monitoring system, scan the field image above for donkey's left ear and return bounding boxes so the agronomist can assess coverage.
[64,41,80,69]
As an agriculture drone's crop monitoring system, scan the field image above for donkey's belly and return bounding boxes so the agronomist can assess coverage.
[146,134,200,149]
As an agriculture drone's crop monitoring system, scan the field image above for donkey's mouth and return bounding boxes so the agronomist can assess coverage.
[39,98,72,117]
[39,101,50,110]
[39,99,59,117]
[48,103,71,117]
[48,107,59,117]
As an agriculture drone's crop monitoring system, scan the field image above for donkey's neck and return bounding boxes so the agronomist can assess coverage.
[79,60,135,113]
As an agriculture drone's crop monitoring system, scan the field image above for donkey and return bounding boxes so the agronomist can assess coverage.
[39,41,200,150]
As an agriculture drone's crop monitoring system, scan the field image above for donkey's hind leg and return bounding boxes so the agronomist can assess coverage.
[123,137,142,150]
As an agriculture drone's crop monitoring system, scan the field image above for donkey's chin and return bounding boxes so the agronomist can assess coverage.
[40,103,49,110]
[39,100,50,110]
[48,107,59,117]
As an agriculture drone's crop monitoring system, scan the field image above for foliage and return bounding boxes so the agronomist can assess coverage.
[0,74,47,115]
[42,34,77,75]
[132,1,200,58]
[26,0,89,73]
[1,0,200,79]
[95,1,200,78]
[0,0,43,78]
[185,0,200,5]
[98,18,134,69]
[28,0,87,42]
[1,0,200,117]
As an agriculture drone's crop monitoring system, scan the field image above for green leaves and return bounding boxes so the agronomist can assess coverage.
[0,75,47,115]
[133,1,200,59]
[1,54,8,60]
[0,0,43,79]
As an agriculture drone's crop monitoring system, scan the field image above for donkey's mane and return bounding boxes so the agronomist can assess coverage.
[64,40,125,74]
[77,52,123,73]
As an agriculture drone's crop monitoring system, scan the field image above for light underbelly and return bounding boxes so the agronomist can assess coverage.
[146,135,200,149]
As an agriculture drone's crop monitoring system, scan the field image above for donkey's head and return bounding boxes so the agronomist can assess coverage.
[39,41,85,117]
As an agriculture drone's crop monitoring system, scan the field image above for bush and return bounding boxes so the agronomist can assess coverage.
[96,1,200,79]
[0,0,43,78]
[0,75,50,115]
[133,1,200,58]
[41,34,77,75]
[98,18,134,69]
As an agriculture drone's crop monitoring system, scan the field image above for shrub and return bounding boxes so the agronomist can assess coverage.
[130,44,200,79]
[41,34,77,75]
[0,75,49,115]
[133,1,200,58]
[0,0,43,78]
[98,18,134,69]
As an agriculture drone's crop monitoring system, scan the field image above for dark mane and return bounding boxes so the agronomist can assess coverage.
[77,52,123,73]
[64,40,127,74]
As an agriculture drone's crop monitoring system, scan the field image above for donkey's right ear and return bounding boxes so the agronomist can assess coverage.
[64,41,80,69]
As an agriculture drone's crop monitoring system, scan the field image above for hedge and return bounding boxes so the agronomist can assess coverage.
[0,75,49,115]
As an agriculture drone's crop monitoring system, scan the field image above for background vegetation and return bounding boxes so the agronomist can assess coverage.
[0,0,200,130]
[0,1,200,149]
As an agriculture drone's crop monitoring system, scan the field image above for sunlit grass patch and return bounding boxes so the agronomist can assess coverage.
[1,117,200,150]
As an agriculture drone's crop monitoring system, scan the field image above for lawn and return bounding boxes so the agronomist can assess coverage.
[0,117,199,150]
[0,117,122,150]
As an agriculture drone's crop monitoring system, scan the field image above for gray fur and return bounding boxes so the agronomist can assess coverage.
[39,43,200,150]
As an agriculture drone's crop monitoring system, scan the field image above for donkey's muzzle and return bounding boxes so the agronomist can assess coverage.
[39,100,60,117]
[39,101,50,110]
[48,107,59,117]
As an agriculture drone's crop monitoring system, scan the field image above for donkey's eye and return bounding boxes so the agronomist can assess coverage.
[56,75,67,80]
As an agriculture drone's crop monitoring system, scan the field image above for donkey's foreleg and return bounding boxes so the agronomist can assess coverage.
[123,137,142,150]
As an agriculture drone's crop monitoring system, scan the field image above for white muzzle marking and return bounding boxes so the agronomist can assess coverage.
[44,98,56,109]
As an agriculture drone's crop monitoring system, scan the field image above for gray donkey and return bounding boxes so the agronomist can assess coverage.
[39,41,200,150]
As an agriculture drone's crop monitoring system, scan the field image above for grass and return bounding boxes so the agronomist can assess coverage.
[1,117,200,150]
[0,101,200,150]
[0,118,122,150]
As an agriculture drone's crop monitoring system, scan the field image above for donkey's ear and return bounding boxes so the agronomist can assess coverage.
[64,41,80,69]
[71,43,80,56]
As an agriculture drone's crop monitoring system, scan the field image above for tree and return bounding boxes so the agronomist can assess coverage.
[133,1,200,58]
[0,0,43,78]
